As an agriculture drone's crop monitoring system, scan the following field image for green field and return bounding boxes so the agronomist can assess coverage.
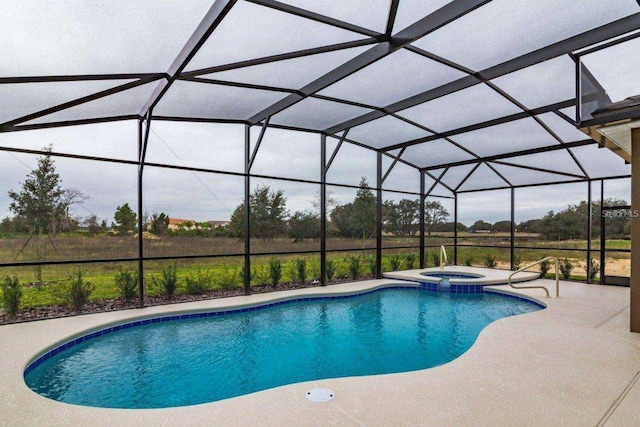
[0,232,630,312]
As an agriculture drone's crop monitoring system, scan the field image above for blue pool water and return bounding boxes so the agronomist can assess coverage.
[25,288,541,409]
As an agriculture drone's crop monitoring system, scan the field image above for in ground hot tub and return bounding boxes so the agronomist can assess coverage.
[419,271,486,292]
[383,266,539,293]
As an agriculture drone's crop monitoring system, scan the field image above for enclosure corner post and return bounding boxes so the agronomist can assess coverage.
[600,179,605,285]
[630,128,640,332]
[586,181,592,284]
[419,172,425,269]
[376,152,383,279]
[510,187,515,271]
[244,124,251,295]
[136,114,151,309]
[320,134,327,285]
[453,192,458,266]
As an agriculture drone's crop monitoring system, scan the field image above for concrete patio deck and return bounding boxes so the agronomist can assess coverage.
[0,278,638,426]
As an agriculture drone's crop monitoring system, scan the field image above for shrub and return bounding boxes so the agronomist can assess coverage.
[560,258,573,280]
[539,259,551,278]
[345,255,361,280]
[153,262,178,297]
[326,259,337,283]
[253,265,270,287]
[389,255,402,271]
[1,275,22,318]
[484,254,497,269]
[307,261,320,283]
[114,268,138,301]
[239,264,251,286]
[269,257,282,287]
[294,258,307,285]
[430,251,440,267]
[464,257,473,267]
[185,268,212,294]
[64,269,94,311]
[219,266,238,291]
[513,254,522,270]
[585,259,600,282]
[367,255,376,276]
[405,253,417,270]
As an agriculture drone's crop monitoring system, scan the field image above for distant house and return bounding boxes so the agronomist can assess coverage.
[207,220,230,228]
[168,218,230,231]
[168,218,196,231]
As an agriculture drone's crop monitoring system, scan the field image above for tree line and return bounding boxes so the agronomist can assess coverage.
[1,150,631,242]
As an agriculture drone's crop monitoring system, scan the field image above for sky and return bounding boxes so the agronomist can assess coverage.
[0,1,636,226]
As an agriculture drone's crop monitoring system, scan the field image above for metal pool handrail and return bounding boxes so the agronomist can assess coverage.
[440,245,447,270]
[508,256,560,298]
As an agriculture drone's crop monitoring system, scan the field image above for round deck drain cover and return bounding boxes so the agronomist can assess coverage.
[305,387,335,402]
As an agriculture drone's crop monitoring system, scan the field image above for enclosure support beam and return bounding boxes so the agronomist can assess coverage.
[325,129,349,172]
[381,147,407,184]
[454,193,458,266]
[139,0,238,116]
[376,152,383,279]
[587,181,592,284]
[600,180,605,285]
[137,120,144,307]
[137,114,152,308]
[244,125,251,295]
[248,117,270,170]
[510,187,515,271]
[320,135,327,286]
[630,128,640,332]
[419,172,425,269]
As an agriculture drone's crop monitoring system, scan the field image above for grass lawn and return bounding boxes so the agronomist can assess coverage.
[0,233,629,310]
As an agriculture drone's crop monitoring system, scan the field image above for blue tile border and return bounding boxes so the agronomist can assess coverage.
[23,284,543,377]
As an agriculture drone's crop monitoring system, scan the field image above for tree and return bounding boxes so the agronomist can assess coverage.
[288,211,320,241]
[8,147,85,235]
[112,203,137,234]
[0,216,29,234]
[149,212,169,235]
[432,221,467,232]
[383,199,419,236]
[331,177,376,239]
[229,185,288,239]
[471,220,492,231]
[424,200,449,236]
[83,215,102,236]
[492,220,513,233]
[534,198,629,241]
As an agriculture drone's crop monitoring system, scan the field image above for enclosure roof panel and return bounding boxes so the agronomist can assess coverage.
[279,0,392,34]
[490,56,576,110]
[0,1,214,76]
[184,1,366,72]
[396,83,522,134]
[316,49,467,107]
[449,118,560,158]
[348,115,433,149]
[154,81,290,120]
[199,45,372,90]
[410,0,639,71]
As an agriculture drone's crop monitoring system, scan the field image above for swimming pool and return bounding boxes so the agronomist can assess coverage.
[24,287,542,409]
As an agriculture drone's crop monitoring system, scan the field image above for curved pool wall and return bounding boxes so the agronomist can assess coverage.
[385,266,540,293]
[24,285,544,409]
